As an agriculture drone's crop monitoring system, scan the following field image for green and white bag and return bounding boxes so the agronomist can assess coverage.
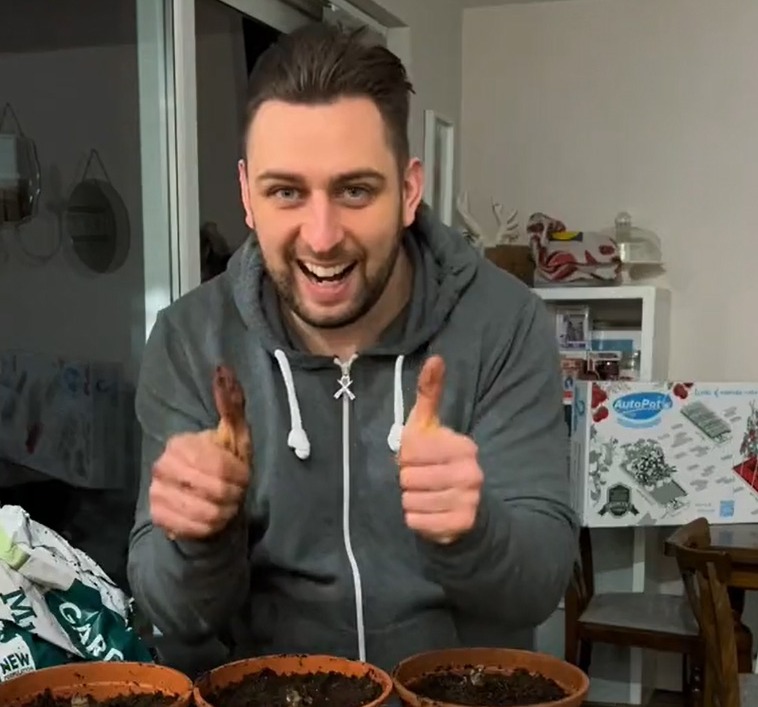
[0,504,151,678]
[0,620,76,681]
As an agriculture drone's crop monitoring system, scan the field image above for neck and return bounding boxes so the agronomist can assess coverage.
[288,246,413,361]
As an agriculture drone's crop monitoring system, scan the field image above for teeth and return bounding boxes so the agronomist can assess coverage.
[302,263,351,278]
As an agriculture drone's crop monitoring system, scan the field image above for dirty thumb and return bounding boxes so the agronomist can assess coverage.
[406,355,445,431]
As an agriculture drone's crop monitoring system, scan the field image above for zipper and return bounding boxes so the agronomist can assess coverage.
[333,355,366,662]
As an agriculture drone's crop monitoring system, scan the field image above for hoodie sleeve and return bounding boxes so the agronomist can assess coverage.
[127,311,249,642]
[419,294,579,628]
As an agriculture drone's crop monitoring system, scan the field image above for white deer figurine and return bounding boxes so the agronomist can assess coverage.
[455,191,519,248]
[455,191,485,249]
[492,200,519,245]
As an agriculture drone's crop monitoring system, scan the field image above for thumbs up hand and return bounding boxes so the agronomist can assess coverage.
[398,356,484,545]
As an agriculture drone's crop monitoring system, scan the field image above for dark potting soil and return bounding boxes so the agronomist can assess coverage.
[207,668,383,707]
[408,667,568,706]
[21,689,178,707]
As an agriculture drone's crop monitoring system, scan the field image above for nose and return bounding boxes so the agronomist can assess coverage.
[299,191,344,254]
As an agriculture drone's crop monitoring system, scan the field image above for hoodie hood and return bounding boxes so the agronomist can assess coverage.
[226,204,481,461]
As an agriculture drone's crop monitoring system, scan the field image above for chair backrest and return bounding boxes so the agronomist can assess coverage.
[666,518,709,626]
[565,527,594,617]
[668,518,740,707]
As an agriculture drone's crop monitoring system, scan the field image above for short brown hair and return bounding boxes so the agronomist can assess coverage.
[242,22,414,165]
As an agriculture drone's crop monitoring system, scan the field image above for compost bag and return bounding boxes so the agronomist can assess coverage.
[0,504,150,680]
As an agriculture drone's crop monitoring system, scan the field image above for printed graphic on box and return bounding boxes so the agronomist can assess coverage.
[571,381,758,526]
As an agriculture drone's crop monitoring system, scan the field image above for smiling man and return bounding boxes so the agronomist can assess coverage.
[243,95,414,357]
[128,23,577,673]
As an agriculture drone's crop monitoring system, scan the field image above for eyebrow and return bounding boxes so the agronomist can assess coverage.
[255,169,386,186]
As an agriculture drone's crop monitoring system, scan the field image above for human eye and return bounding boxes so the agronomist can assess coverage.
[268,186,303,205]
[338,185,374,207]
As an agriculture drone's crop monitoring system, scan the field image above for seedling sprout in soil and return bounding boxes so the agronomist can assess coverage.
[207,668,382,707]
[20,692,177,707]
[408,665,567,706]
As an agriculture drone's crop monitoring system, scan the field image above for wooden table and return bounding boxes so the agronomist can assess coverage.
[708,524,758,672]
[711,524,758,589]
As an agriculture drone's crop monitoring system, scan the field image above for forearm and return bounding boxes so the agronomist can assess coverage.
[421,491,577,627]
[128,310,251,639]
[424,291,578,626]
[127,515,249,641]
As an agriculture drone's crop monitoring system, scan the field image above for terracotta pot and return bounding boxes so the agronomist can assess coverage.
[0,661,193,706]
[393,647,589,707]
[194,653,394,707]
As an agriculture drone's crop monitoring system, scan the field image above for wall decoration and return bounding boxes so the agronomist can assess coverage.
[423,109,455,226]
[63,150,130,275]
[0,103,41,227]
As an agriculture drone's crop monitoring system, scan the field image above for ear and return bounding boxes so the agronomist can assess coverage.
[238,159,255,230]
[401,157,425,228]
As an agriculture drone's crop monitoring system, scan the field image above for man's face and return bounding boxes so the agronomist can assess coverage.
[238,97,423,329]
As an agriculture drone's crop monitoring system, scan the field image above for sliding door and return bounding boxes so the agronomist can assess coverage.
[0,0,181,590]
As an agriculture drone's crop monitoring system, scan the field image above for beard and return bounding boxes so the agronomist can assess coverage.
[263,216,404,330]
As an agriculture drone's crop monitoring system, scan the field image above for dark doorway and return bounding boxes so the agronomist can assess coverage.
[242,16,281,76]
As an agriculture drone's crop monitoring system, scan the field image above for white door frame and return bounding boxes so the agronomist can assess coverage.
[142,0,400,338]
[216,0,317,32]
[325,0,387,39]
[171,1,202,304]
[137,0,176,341]
[137,0,202,340]
[166,0,315,321]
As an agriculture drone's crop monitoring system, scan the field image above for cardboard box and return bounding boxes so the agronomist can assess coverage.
[571,380,758,526]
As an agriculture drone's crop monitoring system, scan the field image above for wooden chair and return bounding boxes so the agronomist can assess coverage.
[565,527,702,704]
[668,518,758,707]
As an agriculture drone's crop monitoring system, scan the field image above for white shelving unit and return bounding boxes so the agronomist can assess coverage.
[532,284,671,706]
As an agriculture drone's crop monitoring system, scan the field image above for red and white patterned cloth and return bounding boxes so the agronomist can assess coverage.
[527,212,621,285]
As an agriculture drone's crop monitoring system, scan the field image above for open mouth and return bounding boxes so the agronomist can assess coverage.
[298,261,357,284]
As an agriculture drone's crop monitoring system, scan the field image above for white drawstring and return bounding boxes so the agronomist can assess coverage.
[273,350,405,459]
[386,354,405,453]
[273,349,311,460]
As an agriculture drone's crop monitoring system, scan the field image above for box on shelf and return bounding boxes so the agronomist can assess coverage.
[591,326,641,355]
[486,245,534,286]
[571,380,758,527]
[554,309,644,404]
[560,356,585,404]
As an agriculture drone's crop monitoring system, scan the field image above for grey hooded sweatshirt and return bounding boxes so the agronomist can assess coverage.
[128,205,578,673]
